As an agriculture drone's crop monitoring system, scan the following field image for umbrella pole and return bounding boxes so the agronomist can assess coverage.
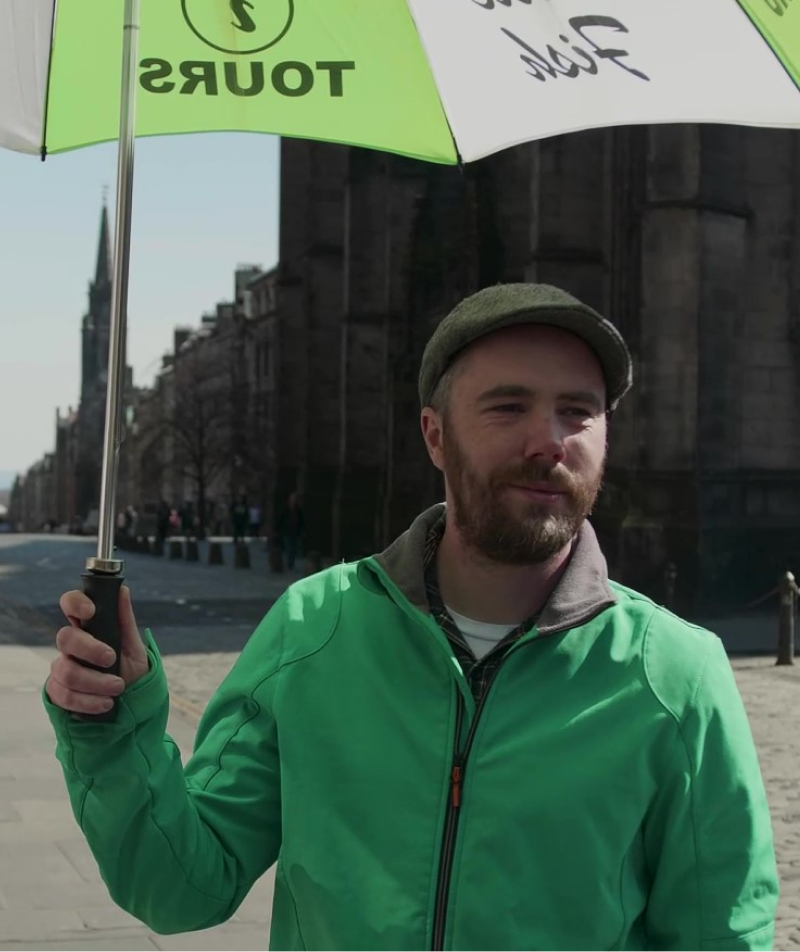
[80,0,140,720]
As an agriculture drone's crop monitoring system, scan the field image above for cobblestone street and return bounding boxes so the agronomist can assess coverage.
[729,657,800,951]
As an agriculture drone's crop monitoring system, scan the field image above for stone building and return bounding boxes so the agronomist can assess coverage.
[273,125,800,613]
[9,454,55,531]
[53,406,79,528]
[241,268,279,529]
[117,266,278,537]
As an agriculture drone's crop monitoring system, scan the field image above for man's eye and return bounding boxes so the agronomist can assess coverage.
[561,406,592,418]
[491,404,525,414]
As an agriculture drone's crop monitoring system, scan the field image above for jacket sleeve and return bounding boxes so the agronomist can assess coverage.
[643,633,779,951]
[43,599,287,935]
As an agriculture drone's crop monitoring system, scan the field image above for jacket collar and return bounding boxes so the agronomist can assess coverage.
[371,503,616,634]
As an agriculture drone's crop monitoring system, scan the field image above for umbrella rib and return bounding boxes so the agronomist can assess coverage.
[40,0,58,161]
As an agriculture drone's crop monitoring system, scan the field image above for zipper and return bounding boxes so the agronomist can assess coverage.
[430,662,507,950]
[431,693,464,951]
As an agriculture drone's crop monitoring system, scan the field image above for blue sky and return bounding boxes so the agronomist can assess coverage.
[0,132,280,482]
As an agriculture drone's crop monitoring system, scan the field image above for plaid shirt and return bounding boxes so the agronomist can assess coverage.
[423,514,540,703]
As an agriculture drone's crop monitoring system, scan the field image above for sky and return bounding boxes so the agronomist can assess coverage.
[0,132,280,486]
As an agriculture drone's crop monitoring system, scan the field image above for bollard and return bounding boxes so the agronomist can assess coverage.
[185,539,199,562]
[208,541,224,565]
[234,541,251,570]
[663,562,677,611]
[777,571,796,666]
[168,539,183,560]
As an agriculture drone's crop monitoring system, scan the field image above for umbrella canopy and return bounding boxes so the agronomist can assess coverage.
[1,0,800,165]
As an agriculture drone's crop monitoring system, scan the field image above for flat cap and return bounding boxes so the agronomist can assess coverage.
[419,283,633,410]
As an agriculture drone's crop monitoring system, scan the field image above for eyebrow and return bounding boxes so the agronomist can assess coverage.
[476,385,604,412]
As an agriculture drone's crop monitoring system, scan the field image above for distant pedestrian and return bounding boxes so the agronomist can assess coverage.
[156,500,170,543]
[248,504,261,540]
[276,491,304,570]
[126,504,139,538]
[180,503,195,539]
[231,494,249,544]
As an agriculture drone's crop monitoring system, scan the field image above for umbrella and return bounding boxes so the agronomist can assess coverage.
[3,1,799,163]
[1,0,799,714]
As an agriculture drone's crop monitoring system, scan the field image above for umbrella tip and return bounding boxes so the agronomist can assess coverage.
[40,146,48,163]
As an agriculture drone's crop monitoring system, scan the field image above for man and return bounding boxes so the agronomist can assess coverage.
[44,284,778,950]
[276,491,304,570]
[156,499,170,543]
[231,493,249,544]
[248,502,262,541]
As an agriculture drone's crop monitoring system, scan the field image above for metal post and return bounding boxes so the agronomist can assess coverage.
[777,571,796,666]
[87,0,141,574]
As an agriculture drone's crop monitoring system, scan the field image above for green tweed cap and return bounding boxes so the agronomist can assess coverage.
[419,283,633,410]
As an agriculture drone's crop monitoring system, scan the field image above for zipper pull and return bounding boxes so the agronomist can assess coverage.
[451,761,463,808]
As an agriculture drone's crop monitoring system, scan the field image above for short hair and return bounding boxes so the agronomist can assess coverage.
[427,361,460,417]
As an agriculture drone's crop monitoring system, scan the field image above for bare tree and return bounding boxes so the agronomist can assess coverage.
[167,361,231,539]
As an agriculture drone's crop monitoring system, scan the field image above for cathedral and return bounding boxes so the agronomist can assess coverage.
[272,124,800,615]
[70,204,132,528]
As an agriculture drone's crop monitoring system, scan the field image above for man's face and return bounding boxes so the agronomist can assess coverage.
[422,324,608,565]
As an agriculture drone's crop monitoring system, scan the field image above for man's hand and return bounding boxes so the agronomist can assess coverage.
[45,586,149,715]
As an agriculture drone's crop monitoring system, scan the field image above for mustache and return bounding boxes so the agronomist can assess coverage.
[491,461,578,493]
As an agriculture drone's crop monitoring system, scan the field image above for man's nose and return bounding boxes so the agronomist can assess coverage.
[521,410,566,464]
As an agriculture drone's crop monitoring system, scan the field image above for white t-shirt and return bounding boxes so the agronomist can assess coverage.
[445,606,519,660]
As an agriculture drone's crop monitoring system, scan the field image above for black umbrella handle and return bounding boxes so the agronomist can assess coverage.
[79,571,124,723]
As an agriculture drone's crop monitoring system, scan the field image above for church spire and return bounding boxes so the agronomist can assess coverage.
[94,197,112,289]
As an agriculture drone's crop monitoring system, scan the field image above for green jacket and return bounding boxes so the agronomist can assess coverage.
[45,505,778,950]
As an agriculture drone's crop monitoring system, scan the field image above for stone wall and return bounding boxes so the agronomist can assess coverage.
[272,125,800,612]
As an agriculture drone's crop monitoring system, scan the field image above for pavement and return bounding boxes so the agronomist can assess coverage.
[0,534,798,950]
[0,534,307,717]
[0,533,297,950]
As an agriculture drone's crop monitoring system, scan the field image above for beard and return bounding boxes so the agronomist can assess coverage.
[442,427,605,566]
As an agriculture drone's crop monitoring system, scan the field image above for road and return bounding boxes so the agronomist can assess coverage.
[0,532,301,713]
[0,534,798,949]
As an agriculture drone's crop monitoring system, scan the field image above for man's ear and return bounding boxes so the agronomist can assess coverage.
[421,407,445,472]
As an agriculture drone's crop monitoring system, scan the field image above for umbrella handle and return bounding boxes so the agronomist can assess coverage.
[78,572,125,723]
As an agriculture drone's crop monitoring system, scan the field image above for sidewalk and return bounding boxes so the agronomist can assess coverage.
[0,633,274,951]
[1,603,798,950]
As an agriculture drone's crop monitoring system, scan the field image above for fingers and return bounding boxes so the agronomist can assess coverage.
[60,590,96,627]
[49,586,149,714]
[56,622,116,670]
[46,638,126,715]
